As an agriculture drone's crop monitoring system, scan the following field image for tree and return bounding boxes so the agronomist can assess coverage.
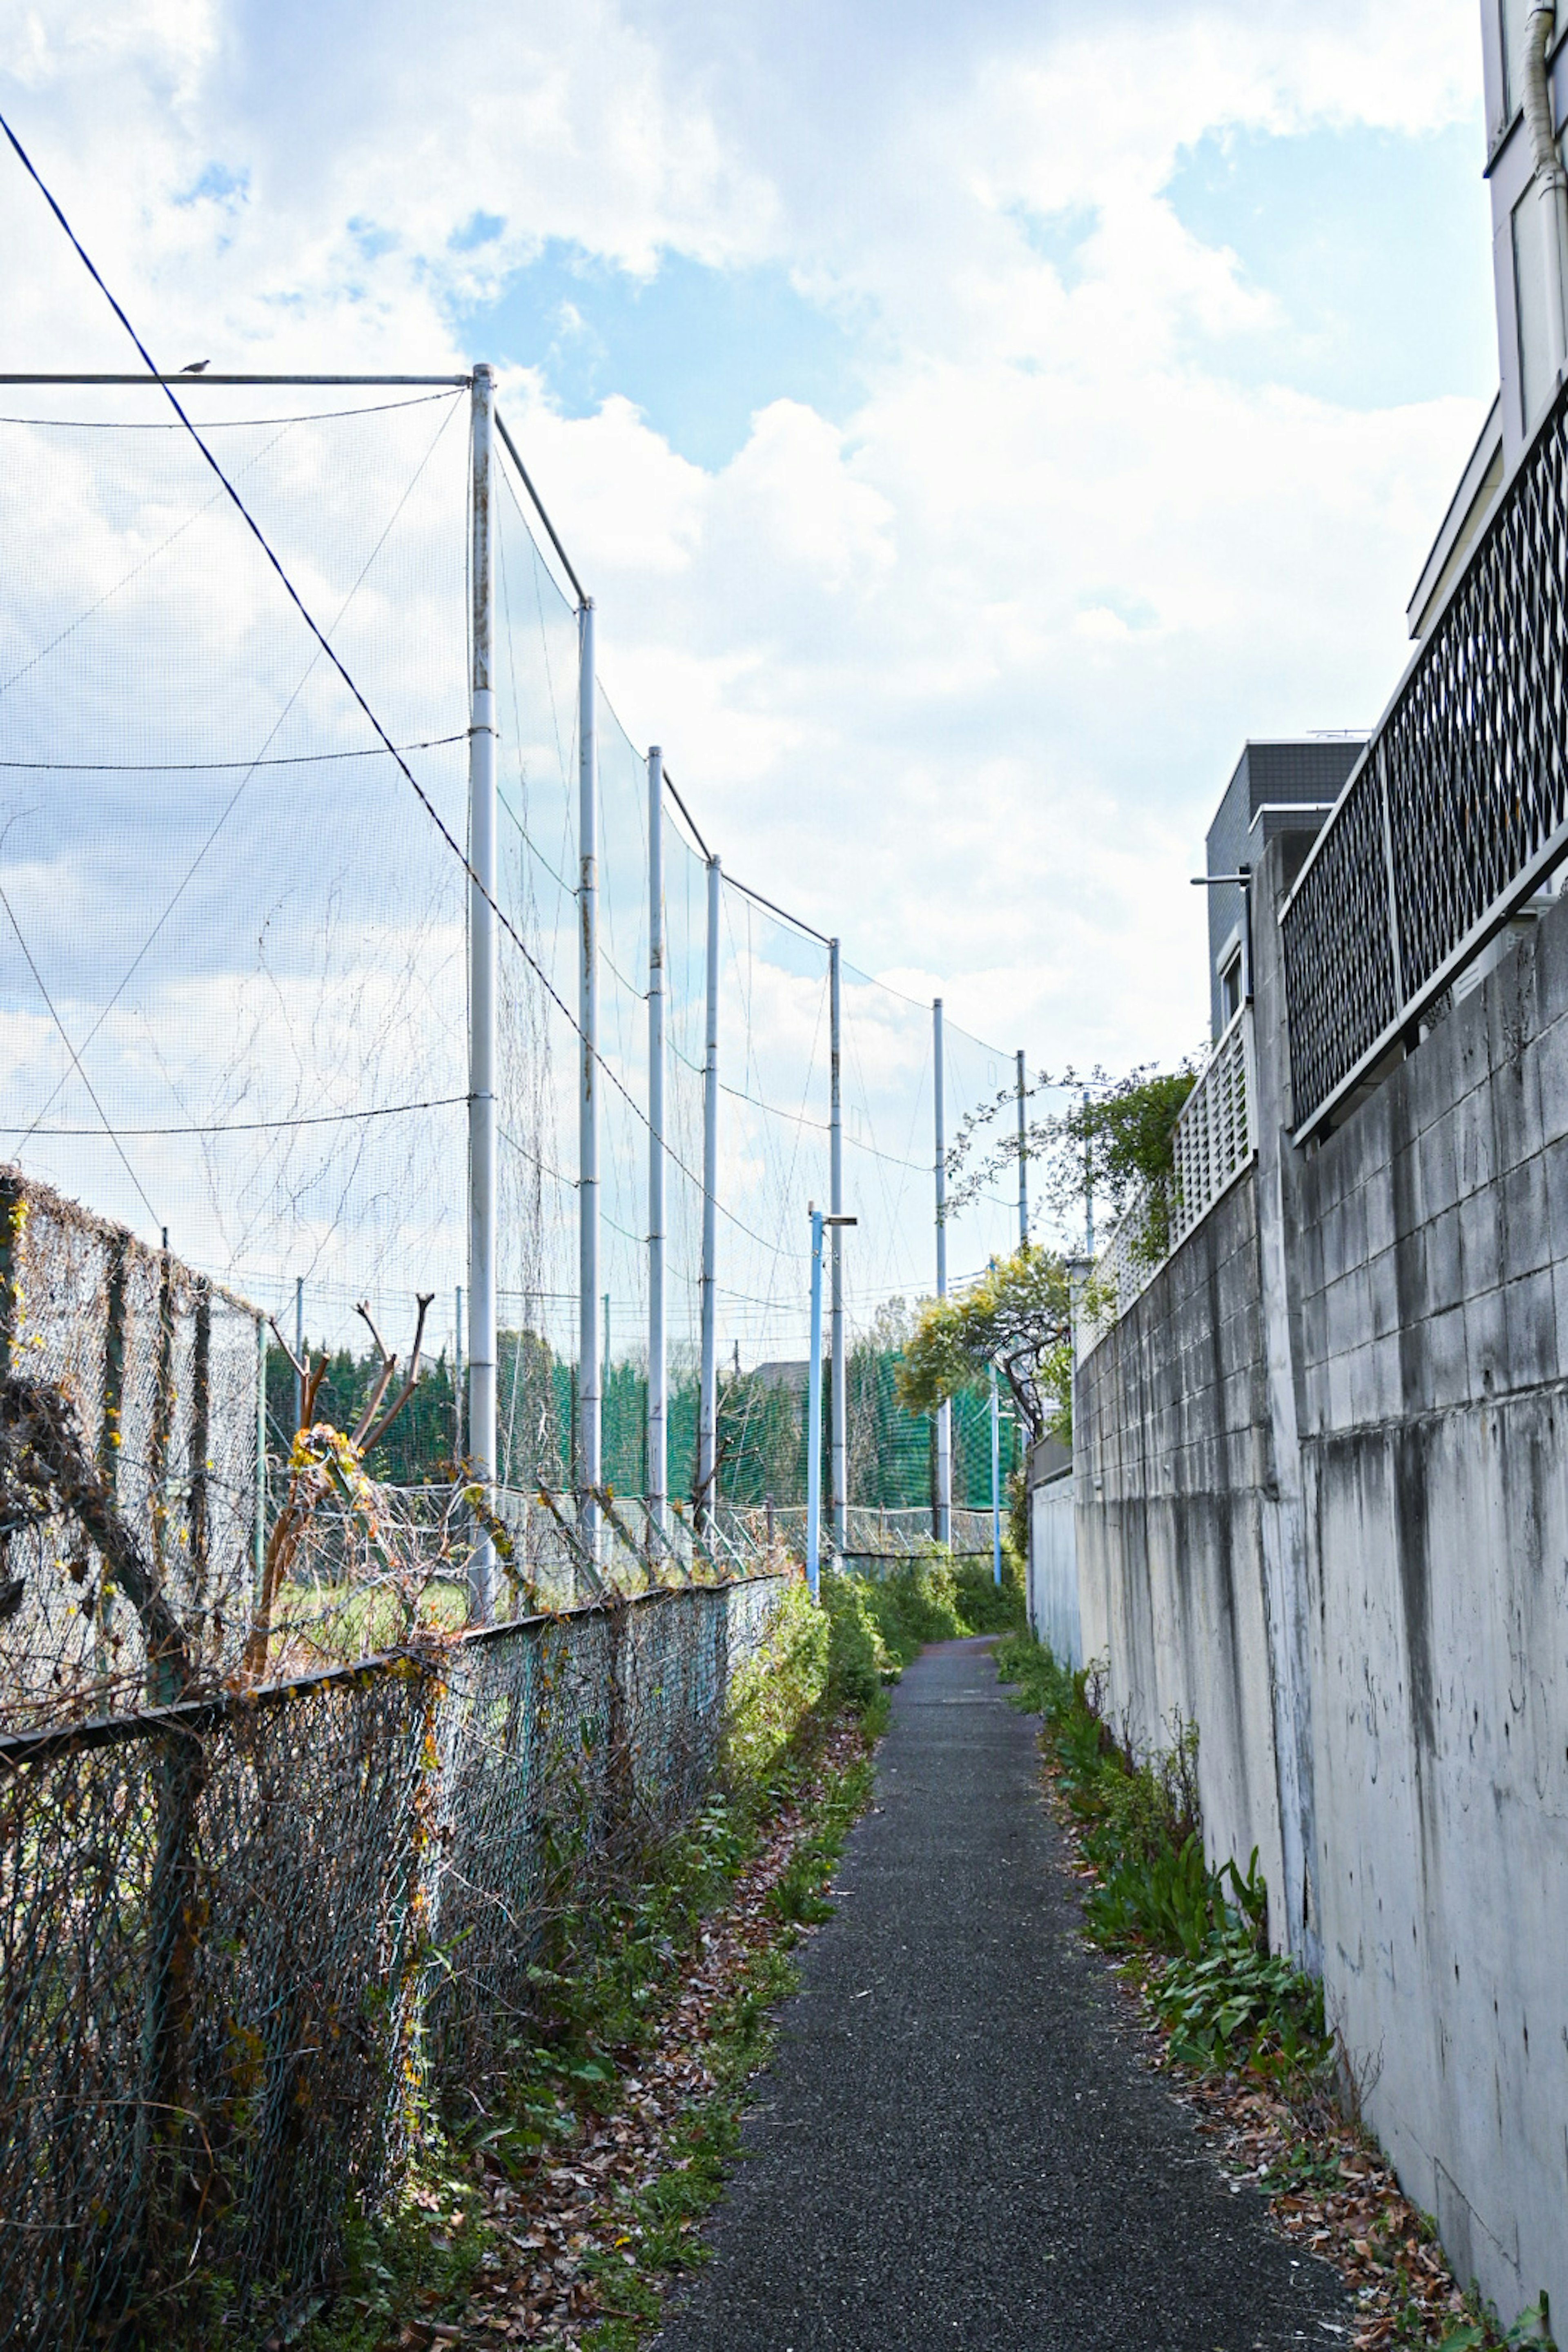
[947,1060,1198,1263]
[894,1244,1073,1449]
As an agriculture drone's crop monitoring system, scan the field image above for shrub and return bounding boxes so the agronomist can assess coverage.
[721,1577,829,1786]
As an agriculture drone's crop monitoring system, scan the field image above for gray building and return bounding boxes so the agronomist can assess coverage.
[1203,739,1364,1040]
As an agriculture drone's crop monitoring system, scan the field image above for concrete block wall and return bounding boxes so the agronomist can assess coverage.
[1294,894,1568,2319]
[1076,1174,1288,1924]
[1073,848,1568,2327]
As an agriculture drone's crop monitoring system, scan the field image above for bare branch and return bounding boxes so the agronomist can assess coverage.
[267,1316,306,1388]
[359,1292,434,1454]
[354,1298,393,1370]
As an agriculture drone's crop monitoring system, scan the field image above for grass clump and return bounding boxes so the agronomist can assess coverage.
[993,1633,1561,2350]
[991,1632,1327,2089]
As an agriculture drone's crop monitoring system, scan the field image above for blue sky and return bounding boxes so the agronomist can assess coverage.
[0,0,1501,1280]
[452,243,864,470]
[1165,119,1495,409]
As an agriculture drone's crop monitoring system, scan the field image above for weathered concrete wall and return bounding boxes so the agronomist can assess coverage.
[1028,1471,1081,1665]
[1076,1173,1288,1924]
[1074,845,1568,2327]
[1292,892,1568,2319]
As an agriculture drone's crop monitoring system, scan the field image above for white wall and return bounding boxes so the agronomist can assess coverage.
[1028,1470,1080,1665]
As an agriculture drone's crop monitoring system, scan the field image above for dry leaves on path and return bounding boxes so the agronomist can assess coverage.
[422,1715,869,2351]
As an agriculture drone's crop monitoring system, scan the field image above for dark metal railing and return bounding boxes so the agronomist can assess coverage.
[1282,373,1568,1134]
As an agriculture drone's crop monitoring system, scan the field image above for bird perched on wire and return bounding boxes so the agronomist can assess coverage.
[178,359,209,374]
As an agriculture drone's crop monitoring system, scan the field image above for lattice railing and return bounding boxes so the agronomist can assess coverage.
[1079,1007,1256,1352]
[1169,1004,1253,1251]
[1283,371,1568,1134]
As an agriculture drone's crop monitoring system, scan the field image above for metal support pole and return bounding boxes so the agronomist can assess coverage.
[829,938,846,1550]
[578,595,600,1549]
[806,1207,824,1601]
[990,1360,1002,1586]
[933,998,951,1546]
[254,1314,267,1608]
[454,1283,463,1463]
[468,362,498,1621]
[1016,1049,1028,1250]
[293,1275,304,1432]
[1083,1087,1095,1257]
[647,746,667,1535]
[697,854,720,1530]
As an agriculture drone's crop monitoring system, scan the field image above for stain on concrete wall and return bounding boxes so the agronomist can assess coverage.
[1074,845,1568,2327]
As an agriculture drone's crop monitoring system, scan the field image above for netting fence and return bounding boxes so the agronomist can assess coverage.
[0,370,1051,2342]
[0,374,1047,1555]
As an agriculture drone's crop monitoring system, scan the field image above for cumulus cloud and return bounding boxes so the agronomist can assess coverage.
[0,0,1500,1299]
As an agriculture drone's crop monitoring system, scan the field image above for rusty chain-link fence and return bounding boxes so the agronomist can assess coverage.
[0,1168,790,2348]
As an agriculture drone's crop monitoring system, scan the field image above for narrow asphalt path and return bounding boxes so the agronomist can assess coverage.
[654,1636,1350,2352]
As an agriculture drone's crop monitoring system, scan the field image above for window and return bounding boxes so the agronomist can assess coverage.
[1221,949,1242,1026]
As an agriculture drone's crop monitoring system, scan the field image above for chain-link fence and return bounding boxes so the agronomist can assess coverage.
[0,1571,787,2351]
[0,1165,264,1729]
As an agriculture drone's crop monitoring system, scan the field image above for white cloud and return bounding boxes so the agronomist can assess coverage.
[0,0,1501,1303]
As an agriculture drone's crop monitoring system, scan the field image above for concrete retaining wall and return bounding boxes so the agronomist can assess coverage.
[1073,844,1568,2327]
[1028,1471,1081,1665]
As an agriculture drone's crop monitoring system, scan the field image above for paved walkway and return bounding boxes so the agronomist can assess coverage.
[654,1637,1350,2352]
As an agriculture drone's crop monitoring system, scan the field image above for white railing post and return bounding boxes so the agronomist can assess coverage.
[467,361,497,1621]
[647,746,667,1537]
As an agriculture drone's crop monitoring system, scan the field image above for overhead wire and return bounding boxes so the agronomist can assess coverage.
[0,111,805,1267]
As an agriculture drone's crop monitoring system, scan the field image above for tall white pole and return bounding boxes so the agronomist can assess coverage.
[467,361,498,1621]
[293,1274,304,1431]
[647,746,667,1536]
[933,996,951,1546]
[1017,1049,1028,1250]
[1083,1086,1095,1257]
[990,1359,1002,1586]
[454,1283,463,1464]
[806,1207,825,1600]
[829,938,846,1551]
[578,597,600,1546]
[697,854,720,1531]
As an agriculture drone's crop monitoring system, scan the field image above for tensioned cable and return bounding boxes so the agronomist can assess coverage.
[0,734,468,772]
[0,1094,468,1137]
[11,390,466,1154]
[0,874,159,1226]
[724,871,833,950]
[0,118,807,1270]
[0,390,461,429]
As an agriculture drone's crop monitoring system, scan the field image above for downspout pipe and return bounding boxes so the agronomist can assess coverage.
[1525,0,1568,381]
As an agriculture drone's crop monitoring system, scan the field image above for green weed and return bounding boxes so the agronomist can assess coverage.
[993,1632,1329,2094]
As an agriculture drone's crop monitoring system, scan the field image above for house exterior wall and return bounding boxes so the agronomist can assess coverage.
[1073,836,1568,2328]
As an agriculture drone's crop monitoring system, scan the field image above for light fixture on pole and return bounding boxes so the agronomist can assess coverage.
[806,1205,857,1601]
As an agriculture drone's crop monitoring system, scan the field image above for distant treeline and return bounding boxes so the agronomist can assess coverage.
[266,1330,1016,1513]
